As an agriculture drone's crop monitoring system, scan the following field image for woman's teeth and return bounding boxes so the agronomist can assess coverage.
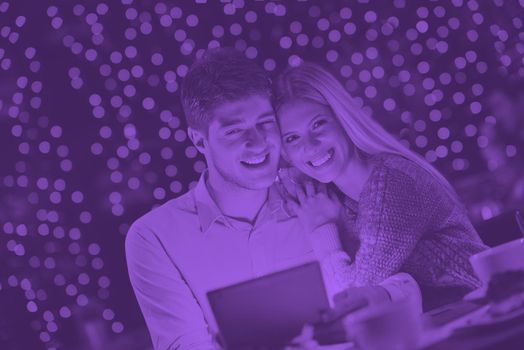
[308,149,334,167]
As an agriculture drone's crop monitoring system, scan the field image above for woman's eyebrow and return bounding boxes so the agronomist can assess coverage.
[308,113,326,126]
[281,113,325,137]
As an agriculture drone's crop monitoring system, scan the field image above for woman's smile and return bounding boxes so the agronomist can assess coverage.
[306,148,335,168]
[277,98,352,183]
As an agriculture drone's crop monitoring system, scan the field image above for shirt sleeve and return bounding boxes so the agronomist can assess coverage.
[125,223,217,350]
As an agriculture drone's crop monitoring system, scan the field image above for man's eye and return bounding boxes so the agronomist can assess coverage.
[285,135,298,143]
[259,120,276,128]
[225,128,242,135]
[313,120,326,129]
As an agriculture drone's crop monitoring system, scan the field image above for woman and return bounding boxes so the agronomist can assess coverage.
[273,61,487,311]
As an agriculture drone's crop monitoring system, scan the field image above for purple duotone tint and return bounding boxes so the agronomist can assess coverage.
[1,1,524,349]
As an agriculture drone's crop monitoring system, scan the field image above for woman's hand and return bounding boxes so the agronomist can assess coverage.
[323,286,391,322]
[285,181,342,233]
[284,324,320,350]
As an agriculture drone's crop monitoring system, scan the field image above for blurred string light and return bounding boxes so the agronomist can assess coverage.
[1,0,524,348]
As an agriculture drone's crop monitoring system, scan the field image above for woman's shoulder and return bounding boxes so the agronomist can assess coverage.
[363,153,455,212]
[371,153,429,180]
[368,152,449,198]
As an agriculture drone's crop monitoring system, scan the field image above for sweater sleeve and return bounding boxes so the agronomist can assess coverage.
[307,223,352,300]
[317,162,447,292]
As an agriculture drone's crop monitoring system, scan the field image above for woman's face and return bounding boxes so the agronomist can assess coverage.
[277,98,353,183]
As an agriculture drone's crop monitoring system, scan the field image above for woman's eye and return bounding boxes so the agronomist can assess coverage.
[285,135,298,143]
[313,120,326,129]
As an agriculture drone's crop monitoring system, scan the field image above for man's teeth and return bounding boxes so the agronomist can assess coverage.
[309,150,333,167]
[244,154,267,165]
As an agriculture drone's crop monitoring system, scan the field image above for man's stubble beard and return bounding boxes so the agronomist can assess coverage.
[214,161,275,191]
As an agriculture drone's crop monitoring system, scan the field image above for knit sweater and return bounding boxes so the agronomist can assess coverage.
[310,153,487,310]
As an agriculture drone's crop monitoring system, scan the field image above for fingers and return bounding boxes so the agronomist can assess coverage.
[301,324,314,338]
[296,184,306,204]
[275,176,289,196]
[333,289,350,304]
[288,324,316,348]
[317,182,327,194]
[286,199,299,216]
[304,181,315,197]
[278,168,297,197]
[320,309,338,323]
[328,188,340,203]
[333,289,370,317]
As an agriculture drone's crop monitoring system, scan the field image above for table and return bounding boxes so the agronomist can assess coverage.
[313,299,524,350]
[421,299,524,350]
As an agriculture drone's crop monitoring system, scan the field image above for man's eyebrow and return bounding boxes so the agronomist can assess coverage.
[218,118,244,128]
[218,111,275,128]
[257,111,276,120]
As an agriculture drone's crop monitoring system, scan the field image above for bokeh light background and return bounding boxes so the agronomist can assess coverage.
[1,0,524,349]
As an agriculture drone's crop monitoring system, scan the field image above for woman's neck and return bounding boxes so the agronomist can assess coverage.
[333,155,372,202]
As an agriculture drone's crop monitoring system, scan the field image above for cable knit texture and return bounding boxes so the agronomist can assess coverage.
[317,153,487,310]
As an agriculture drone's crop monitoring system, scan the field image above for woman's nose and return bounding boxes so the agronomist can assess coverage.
[303,133,321,154]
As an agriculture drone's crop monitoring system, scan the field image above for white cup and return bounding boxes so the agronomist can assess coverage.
[469,238,524,286]
[343,297,422,350]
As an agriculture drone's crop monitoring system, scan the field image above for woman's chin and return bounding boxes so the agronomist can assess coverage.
[293,165,335,184]
[302,170,332,184]
[316,175,334,184]
[305,162,341,182]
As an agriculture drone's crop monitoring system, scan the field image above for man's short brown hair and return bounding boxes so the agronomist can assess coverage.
[180,48,271,132]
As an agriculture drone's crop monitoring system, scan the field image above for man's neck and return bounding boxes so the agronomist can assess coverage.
[206,174,269,224]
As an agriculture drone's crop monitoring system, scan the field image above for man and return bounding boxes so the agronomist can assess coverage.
[125,48,419,350]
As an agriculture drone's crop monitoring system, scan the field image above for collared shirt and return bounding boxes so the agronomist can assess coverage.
[126,171,423,350]
[125,172,316,350]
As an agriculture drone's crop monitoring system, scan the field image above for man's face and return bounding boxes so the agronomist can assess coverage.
[196,95,281,190]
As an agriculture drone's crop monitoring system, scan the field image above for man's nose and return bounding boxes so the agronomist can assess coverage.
[245,128,267,149]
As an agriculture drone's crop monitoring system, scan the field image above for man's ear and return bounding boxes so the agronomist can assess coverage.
[188,127,207,155]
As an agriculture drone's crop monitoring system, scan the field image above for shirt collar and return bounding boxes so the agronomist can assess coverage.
[194,170,227,233]
[193,170,291,234]
[267,181,291,221]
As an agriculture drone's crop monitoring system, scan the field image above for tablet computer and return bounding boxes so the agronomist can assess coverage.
[207,261,329,349]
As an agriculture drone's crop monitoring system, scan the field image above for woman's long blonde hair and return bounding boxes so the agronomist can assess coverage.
[273,61,458,199]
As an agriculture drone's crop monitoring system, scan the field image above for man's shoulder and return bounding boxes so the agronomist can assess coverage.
[125,189,202,267]
[128,190,197,236]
